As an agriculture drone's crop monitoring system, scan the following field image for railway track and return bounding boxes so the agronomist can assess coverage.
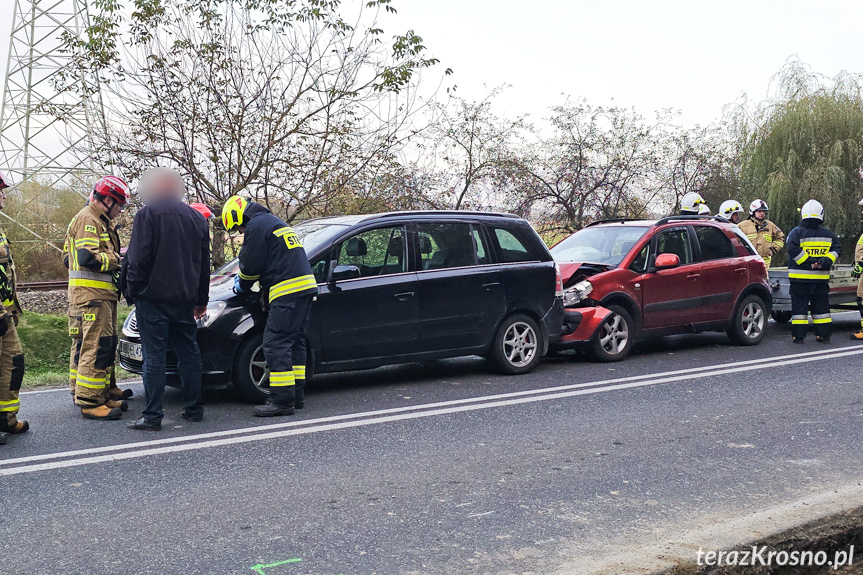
[17,281,68,292]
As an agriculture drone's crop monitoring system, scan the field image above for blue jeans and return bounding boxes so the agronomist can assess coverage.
[135,299,203,423]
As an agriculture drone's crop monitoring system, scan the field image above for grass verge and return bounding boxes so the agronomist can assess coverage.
[16,308,133,388]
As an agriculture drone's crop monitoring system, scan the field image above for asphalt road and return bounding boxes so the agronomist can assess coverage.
[4,313,863,575]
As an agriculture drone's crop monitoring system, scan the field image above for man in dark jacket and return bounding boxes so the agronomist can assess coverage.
[221,195,317,417]
[123,168,211,430]
[786,199,841,344]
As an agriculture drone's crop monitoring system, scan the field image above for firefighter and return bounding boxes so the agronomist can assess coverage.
[221,196,318,417]
[850,199,863,341]
[0,171,27,437]
[679,192,706,215]
[66,176,133,419]
[786,199,840,344]
[739,199,785,267]
[718,200,744,224]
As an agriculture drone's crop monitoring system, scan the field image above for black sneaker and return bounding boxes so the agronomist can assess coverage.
[180,410,203,422]
[253,400,295,417]
[816,336,831,344]
[793,337,805,344]
[127,417,161,431]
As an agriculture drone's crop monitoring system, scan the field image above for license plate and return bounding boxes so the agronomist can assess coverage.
[120,341,143,361]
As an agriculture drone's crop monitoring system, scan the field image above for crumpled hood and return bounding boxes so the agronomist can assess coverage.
[558,262,585,284]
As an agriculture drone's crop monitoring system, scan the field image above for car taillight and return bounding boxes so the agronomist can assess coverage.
[554,263,564,297]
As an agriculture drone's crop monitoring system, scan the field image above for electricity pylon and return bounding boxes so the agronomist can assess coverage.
[0,0,106,253]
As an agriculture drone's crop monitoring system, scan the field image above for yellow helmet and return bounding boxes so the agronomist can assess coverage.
[221,195,248,231]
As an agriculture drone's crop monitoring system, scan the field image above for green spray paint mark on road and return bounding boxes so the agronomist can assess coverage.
[250,558,302,575]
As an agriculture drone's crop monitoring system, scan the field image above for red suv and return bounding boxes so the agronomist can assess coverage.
[550,216,771,361]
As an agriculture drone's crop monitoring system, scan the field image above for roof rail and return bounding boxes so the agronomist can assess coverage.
[655,214,730,226]
[376,210,520,219]
[586,218,653,227]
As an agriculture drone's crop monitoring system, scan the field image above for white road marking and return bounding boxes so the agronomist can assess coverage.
[2,345,862,476]
[2,344,854,468]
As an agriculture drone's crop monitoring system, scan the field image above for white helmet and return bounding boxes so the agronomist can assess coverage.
[719,200,744,219]
[801,199,824,221]
[680,192,705,214]
[749,199,768,216]
[698,204,711,215]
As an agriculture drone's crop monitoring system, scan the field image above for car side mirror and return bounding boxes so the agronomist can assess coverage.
[655,253,681,269]
[331,265,361,282]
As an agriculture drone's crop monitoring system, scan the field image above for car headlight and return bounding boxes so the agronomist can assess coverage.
[563,280,593,307]
[122,309,139,338]
[197,301,227,328]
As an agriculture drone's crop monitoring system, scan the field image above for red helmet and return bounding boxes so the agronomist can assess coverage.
[93,175,130,206]
[0,171,11,190]
[190,202,215,220]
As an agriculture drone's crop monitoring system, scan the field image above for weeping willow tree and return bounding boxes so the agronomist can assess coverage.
[737,61,863,245]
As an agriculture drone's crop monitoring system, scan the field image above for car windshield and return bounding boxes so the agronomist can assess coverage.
[214,219,352,276]
[551,226,649,266]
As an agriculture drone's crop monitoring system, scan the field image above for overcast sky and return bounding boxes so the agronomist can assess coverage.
[2,0,861,128]
[390,0,863,126]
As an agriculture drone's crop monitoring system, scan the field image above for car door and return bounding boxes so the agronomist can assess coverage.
[639,226,703,329]
[415,221,506,352]
[316,224,419,365]
[693,224,749,322]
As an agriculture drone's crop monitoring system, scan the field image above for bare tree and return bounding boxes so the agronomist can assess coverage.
[508,100,669,235]
[62,0,450,264]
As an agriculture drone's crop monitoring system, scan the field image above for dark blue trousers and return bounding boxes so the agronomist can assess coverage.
[135,298,203,422]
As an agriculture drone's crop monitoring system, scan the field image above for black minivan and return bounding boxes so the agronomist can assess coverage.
[119,211,564,402]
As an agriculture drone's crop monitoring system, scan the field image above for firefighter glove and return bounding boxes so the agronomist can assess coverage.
[853,262,863,279]
[233,275,247,294]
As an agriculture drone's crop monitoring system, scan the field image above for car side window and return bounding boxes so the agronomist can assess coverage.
[418,222,479,270]
[655,228,693,265]
[335,226,407,277]
[492,227,533,263]
[310,256,328,283]
[695,226,735,261]
[630,244,650,273]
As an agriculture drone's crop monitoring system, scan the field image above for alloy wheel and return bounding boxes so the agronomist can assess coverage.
[741,302,765,339]
[599,313,629,356]
[249,344,271,393]
[503,321,538,368]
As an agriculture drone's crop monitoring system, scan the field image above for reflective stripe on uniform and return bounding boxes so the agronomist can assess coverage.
[789,269,830,280]
[74,238,99,248]
[827,251,839,263]
[269,275,317,301]
[794,251,809,264]
[0,398,19,411]
[100,253,110,272]
[69,270,116,290]
[269,371,295,387]
[812,313,832,324]
[238,272,260,281]
[75,374,107,389]
[69,368,77,381]
[774,240,785,248]
[791,315,808,325]
[293,365,306,380]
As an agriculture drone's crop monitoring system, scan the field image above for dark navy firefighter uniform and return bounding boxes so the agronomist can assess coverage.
[786,219,841,341]
[237,203,318,407]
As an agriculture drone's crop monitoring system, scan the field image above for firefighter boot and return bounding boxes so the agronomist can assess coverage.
[0,420,29,434]
[816,336,830,344]
[104,399,129,412]
[109,387,133,400]
[0,432,6,445]
[852,331,863,341]
[294,387,305,410]
[81,405,123,420]
[253,400,295,417]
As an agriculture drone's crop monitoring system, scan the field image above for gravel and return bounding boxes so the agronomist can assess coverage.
[18,289,69,315]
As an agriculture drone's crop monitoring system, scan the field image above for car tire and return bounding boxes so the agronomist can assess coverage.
[591,305,635,362]
[728,295,767,346]
[232,332,270,403]
[488,313,543,375]
[771,310,792,324]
